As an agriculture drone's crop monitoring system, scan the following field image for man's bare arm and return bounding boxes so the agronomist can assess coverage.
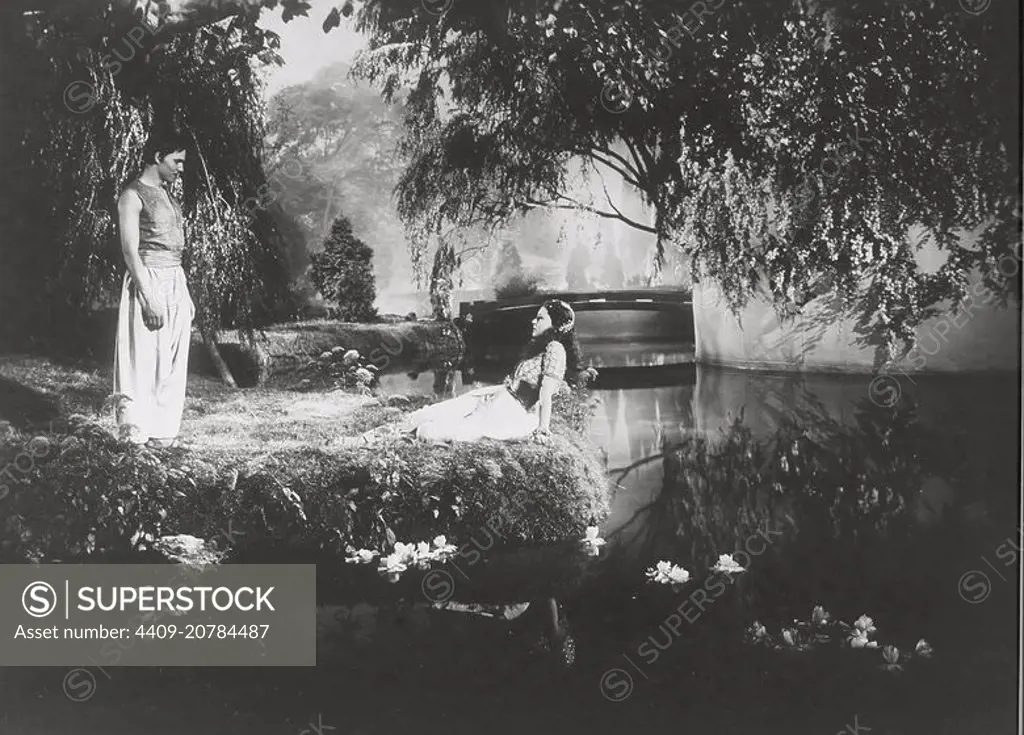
[117,189,163,330]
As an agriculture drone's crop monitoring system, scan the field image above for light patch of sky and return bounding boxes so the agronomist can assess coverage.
[256,9,368,99]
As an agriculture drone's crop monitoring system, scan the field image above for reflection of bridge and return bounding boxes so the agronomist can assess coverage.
[463,359,696,391]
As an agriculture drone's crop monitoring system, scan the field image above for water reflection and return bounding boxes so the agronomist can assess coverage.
[373,343,1017,629]
[375,343,1018,546]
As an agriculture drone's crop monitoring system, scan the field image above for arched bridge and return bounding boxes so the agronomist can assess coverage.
[458,290,695,356]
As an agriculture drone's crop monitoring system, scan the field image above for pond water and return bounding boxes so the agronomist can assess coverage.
[4,340,1018,734]
[364,339,1019,730]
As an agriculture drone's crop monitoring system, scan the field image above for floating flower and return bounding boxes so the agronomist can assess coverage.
[781,627,797,647]
[811,605,830,626]
[744,621,770,644]
[914,639,933,658]
[712,553,746,574]
[853,614,877,635]
[645,561,691,589]
[412,541,433,568]
[377,553,408,583]
[431,535,458,557]
[344,548,379,565]
[581,526,606,556]
[881,644,903,672]
[848,629,878,649]
[372,535,465,581]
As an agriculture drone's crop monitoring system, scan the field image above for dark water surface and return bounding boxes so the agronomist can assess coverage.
[3,341,1019,735]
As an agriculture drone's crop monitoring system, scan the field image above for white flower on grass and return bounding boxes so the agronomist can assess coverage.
[581,526,606,556]
[711,553,746,574]
[645,561,691,590]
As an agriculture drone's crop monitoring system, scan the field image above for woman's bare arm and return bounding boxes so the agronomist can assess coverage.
[535,376,559,433]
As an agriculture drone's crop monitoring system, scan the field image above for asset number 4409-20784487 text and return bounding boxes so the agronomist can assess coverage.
[135,624,269,639]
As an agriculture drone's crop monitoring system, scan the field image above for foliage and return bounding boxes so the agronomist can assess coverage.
[0,8,297,351]
[0,391,609,564]
[655,398,968,570]
[310,216,378,322]
[493,240,540,298]
[566,242,593,290]
[494,273,543,300]
[349,0,1020,367]
[263,62,409,291]
[246,320,465,384]
[495,241,526,281]
[428,238,458,320]
[601,247,626,289]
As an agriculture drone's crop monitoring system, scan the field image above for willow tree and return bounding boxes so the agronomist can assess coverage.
[346,0,1019,364]
[0,3,298,361]
[15,0,1018,356]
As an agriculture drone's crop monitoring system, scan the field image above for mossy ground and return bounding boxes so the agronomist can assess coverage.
[0,352,610,572]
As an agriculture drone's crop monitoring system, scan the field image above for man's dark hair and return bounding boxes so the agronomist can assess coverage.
[141,128,189,165]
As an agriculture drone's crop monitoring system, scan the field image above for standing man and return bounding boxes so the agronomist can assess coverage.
[113,128,194,448]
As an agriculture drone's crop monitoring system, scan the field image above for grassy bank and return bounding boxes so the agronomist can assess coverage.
[0,354,610,583]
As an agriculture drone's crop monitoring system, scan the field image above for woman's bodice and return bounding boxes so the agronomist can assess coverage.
[506,340,567,408]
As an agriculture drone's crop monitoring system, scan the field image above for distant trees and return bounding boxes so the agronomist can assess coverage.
[493,241,542,299]
[602,247,626,290]
[566,243,593,290]
[310,216,377,322]
[263,63,408,299]
[495,241,526,284]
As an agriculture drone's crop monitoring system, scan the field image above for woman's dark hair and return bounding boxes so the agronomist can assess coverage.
[142,127,189,165]
[520,299,582,386]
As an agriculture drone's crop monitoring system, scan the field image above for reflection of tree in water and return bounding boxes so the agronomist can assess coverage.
[433,366,456,398]
[612,399,969,620]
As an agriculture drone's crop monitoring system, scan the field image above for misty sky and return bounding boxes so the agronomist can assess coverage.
[258,9,368,98]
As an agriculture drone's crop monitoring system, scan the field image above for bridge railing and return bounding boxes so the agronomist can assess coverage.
[459,289,693,317]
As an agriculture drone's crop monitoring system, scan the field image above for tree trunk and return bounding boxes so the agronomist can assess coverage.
[202,328,237,388]
[429,240,457,321]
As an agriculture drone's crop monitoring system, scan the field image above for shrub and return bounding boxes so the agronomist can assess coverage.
[495,272,542,299]
[310,216,378,322]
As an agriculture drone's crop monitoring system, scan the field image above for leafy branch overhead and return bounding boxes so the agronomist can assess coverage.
[346,0,1019,365]
[11,0,1020,364]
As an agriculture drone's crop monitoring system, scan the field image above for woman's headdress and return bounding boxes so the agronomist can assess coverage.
[549,299,576,334]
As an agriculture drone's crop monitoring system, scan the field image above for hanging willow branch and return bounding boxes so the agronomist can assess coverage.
[0,11,296,352]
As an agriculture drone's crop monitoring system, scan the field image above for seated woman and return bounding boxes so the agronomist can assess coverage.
[349,299,581,445]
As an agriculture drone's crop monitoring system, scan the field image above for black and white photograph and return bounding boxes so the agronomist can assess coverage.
[0,0,1020,733]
